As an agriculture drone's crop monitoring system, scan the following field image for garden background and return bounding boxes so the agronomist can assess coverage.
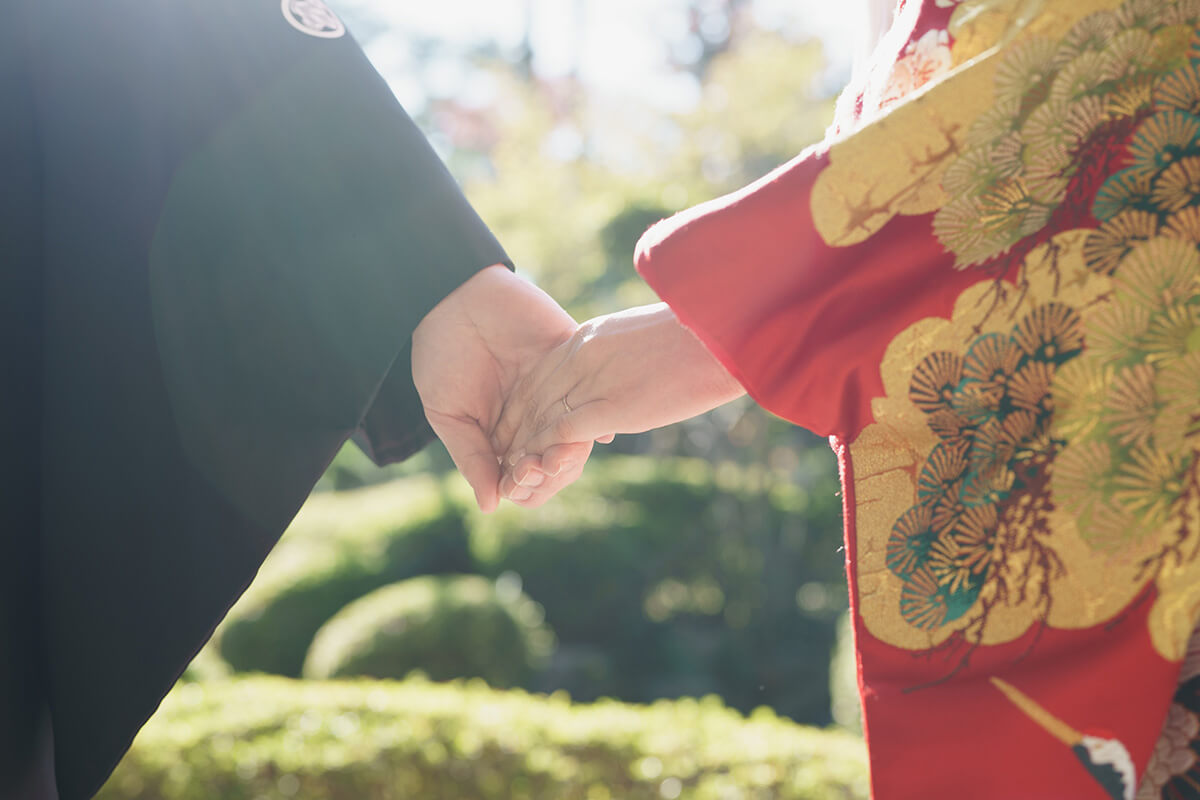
[100,1,871,796]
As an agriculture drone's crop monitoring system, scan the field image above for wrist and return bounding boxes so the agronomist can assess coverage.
[416,263,509,330]
[657,308,745,403]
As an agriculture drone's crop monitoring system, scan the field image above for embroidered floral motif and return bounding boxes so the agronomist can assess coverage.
[800,0,1200,793]
[1052,236,1200,552]
[882,29,955,109]
[932,2,1200,272]
[1137,702,1200,798]
[1138,628,1200,798]
[889,302,1081,631]
[1052,69,1200,554]
[858,0,1200,662]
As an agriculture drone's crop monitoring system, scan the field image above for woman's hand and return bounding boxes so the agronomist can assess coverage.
[412,265,577,512]
[493,303,746,506]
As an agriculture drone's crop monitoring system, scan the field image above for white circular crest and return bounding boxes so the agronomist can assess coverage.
[281,0,346,39]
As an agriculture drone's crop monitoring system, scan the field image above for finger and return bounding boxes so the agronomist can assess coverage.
[539,441,592,479]
[499,453,549,502]
[506,446,591,508]
[500,442,591,505]
[595,434,616,444]
[428,414,502,513]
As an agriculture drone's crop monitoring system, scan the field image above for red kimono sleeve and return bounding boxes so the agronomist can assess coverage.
[634,143,983,441]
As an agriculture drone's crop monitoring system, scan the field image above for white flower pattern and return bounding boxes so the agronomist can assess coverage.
[881,29,954,108]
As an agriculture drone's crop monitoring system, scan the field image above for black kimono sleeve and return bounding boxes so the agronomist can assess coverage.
[0,1,510,797]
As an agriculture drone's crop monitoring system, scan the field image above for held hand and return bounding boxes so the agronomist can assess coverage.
[411,264,577,512]
[495,303,746,505]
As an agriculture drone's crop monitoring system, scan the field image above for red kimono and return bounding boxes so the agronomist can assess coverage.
[636,0,1200,797]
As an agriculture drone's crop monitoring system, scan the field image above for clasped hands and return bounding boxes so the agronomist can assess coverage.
[412,265,745,511]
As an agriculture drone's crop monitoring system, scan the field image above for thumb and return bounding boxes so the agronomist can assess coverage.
[540,441,594,478]
[428,414,502,513]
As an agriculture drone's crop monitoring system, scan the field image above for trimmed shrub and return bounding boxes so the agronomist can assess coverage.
[214,456,846,724]
[468,456,846,723]
[311,439,444,492]
[829,611,862,735]
[217,479,472,677]
[98,677,869,800]
[178,641,231,684]
[303,575,553,689]
[469,490,651,645]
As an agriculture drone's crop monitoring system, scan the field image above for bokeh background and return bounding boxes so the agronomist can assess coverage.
[100,2,872,797]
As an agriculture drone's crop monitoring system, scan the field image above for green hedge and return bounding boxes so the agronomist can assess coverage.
[214,457,846,725]
[217,479,472,677]
[468,457,846,721]
[98,677,868,800]
[303,575,554,688]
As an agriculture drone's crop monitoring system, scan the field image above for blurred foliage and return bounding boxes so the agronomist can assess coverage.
[828,611,862,735]
[469,456,845,724]
[99,677,868,800]
[185,10,857,786]
[463,30,832,322]
[179,641,231,685]
[211,454,846,725]
[216,482,471,677]
[312,437,437,491]
[303,574,554,687]
[113,8,860,797]
[315,14,841,545]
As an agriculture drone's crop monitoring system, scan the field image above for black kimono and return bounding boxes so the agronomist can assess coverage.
[0,1,509,797]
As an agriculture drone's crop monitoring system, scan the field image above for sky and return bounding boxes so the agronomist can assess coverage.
[332,0,864,112]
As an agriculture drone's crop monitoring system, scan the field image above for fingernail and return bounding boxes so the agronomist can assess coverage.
[510,487,533,502]
[507,450,526,467]
[549,461,575,477]
[517,470,545,488]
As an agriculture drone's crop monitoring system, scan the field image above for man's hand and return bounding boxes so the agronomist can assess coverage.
[411,264,580,512]
[494,303,746,506]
